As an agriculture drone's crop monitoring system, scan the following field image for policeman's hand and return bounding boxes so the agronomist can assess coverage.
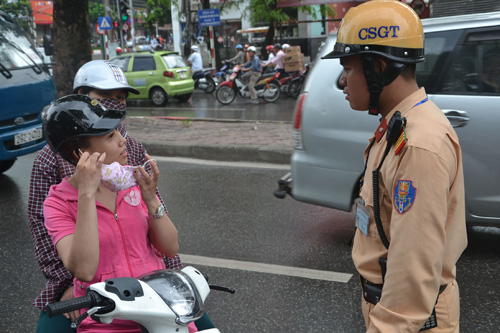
[72,151,106,196]
[60,287,79,322]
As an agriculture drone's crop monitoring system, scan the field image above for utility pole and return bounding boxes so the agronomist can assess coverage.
[184,0,191,57]
[129,0,136,50]
[116,0,124,49]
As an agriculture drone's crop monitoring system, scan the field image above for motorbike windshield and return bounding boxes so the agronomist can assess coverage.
[139,269,204,325]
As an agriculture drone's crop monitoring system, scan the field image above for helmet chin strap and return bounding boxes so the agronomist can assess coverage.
[362,55,407,116]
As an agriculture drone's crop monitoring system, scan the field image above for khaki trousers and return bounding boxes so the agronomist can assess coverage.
[241,70,261,100]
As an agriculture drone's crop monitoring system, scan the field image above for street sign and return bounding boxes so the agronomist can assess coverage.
[410,0,429,18]
[98,16,112,30]
[96,23,103,35]
[198,9,221,27]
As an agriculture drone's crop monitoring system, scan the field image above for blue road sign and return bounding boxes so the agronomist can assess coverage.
[198,9,221,27]
[98,16,112,30]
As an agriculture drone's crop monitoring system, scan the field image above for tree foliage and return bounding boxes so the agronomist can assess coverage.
[240,0,334,58]
[146,0,171,26]
[145,0,172,36]
[0,0,33,32]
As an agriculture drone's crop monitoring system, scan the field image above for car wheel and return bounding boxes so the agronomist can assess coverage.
[150,87,168,106]
[263,82,280,103]
[215,86,236,105]
[0,159,16,174]
[176,93,192,102]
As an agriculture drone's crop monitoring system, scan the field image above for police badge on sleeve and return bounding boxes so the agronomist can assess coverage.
[393,180,417,214]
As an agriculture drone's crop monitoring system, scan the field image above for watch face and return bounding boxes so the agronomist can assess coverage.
[157,205,165,217]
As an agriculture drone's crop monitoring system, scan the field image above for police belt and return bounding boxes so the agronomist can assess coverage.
[360,276,447,331]
[360,276,447,305]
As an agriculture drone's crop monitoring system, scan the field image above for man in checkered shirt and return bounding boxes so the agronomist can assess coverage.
[28,60,187,332]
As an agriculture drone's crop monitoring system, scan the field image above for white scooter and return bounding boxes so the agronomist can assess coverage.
[46,266,234,333]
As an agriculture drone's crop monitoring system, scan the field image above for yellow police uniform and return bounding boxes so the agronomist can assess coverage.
[353,87,467,332]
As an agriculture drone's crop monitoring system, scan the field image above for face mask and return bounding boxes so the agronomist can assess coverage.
[96,98,127,111]
[100,160,155,192]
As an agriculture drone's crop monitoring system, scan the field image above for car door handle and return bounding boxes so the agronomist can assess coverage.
[443,109,470,128]
[148,72,154,75]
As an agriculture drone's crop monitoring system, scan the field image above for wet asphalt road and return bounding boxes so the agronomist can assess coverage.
[126,89,298,122]
[0,94,499,332]
[1,152,499,332]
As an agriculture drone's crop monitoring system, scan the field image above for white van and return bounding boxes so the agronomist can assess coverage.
[275,11,500,227]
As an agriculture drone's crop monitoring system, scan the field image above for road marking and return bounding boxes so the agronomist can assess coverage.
[179,254,352,283]
[152,156,290,170]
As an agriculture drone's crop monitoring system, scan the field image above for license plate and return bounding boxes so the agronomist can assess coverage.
[179,72,186,79]
[14,128,43,146]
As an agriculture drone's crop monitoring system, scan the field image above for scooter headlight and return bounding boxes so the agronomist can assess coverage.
[140,269,204,325]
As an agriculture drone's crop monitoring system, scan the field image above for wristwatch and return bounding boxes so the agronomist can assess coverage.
[149,205,165,219]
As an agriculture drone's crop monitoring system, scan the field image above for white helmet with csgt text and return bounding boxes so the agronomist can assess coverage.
[73,60,139,95]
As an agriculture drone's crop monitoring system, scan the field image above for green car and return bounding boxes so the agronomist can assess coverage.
[109,51,194,106]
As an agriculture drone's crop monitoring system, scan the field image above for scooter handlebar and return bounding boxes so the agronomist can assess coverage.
[46,291,102,318]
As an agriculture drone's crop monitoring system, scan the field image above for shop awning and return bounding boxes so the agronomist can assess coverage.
[237,27,269,34]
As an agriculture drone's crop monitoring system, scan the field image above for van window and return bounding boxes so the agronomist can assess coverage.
[440,29,500,95]
[416,30,461,93]
[132,56,156,71]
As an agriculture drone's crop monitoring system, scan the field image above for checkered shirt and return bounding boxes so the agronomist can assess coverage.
[28,124,183,310]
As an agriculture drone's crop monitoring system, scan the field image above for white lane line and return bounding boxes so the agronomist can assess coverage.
[179,254,352,283]
[152,156,291,170]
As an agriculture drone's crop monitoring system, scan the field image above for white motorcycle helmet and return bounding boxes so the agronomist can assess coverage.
[247,46,256,52]
[73,60,139,94]
[191,45,199,52]
[282,44,290,50]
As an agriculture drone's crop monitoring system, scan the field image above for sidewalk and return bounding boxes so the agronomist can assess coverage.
[123,117,294,164]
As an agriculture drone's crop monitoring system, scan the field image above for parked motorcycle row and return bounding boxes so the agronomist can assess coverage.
[194,61,311,105]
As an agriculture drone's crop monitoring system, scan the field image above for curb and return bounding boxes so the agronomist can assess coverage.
[143,141,293,164]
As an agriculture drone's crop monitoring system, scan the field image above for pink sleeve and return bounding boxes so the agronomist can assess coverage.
[188,322,198,332]
[43,194,77,249]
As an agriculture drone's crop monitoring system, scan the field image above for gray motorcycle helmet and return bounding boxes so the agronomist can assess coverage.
[73,60,139,95]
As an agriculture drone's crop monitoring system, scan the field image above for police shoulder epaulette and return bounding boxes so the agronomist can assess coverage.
[395,124,407,155]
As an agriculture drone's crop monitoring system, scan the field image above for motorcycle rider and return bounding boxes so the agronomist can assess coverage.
[42,94,198,332]
[263,45,275,65]
[322,0,467,331]
[241,46,261,104]
[29,60,214,332]
[269,43,286,78]
[187,45,203,76]
[224,44,245,66]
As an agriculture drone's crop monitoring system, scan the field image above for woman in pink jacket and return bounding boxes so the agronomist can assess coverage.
[43,94,195,332]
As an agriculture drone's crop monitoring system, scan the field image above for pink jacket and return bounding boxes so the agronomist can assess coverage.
[44,180,167,332]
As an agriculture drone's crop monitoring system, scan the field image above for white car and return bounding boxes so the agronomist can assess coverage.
[126,36,150,50]
[276,11,500,227]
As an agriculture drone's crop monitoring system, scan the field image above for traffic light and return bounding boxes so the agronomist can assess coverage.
[120,1,129,22]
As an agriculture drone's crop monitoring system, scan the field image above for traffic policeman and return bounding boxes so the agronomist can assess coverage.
[323,1,467,331]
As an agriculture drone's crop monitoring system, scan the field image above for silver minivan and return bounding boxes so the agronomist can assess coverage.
[276,11,500,226]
